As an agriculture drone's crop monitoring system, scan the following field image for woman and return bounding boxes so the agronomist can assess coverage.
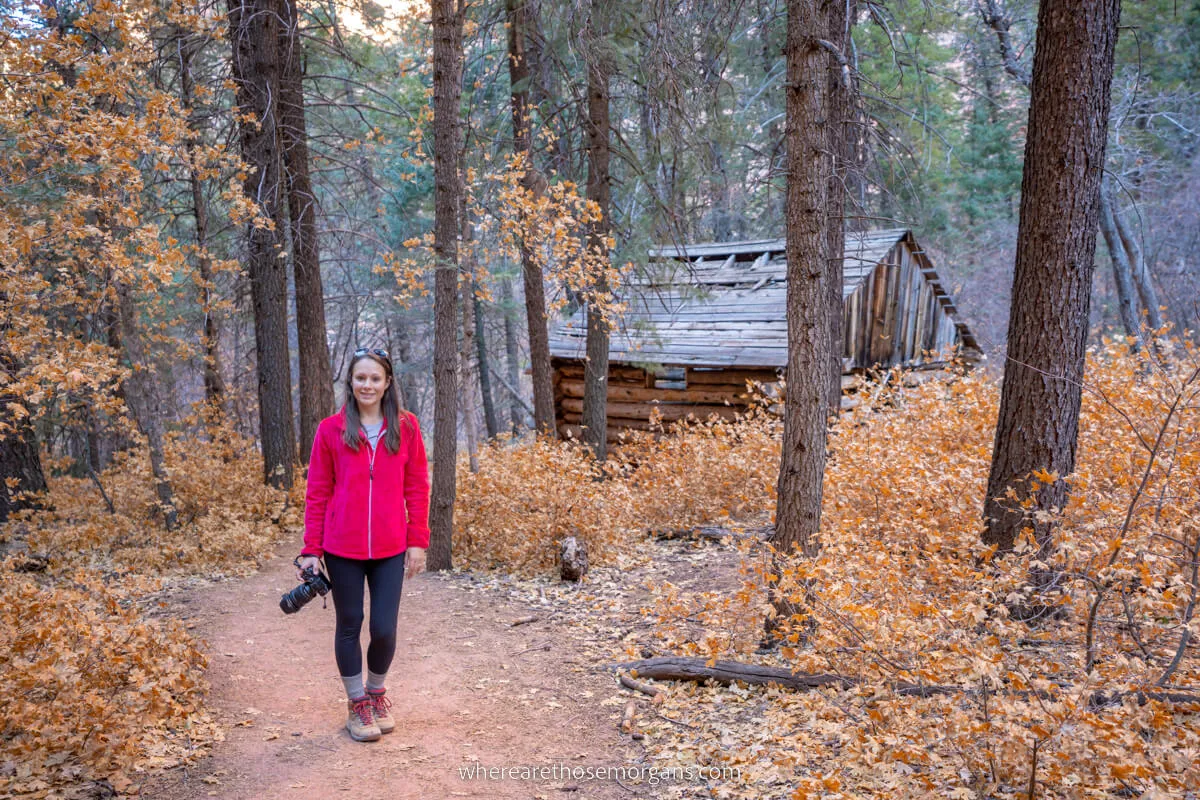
[297,347,430,742]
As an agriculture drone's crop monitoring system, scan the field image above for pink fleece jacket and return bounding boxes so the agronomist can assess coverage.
[301,409,431,560]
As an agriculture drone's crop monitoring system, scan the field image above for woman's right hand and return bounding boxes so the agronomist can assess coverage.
[297,555,321,581]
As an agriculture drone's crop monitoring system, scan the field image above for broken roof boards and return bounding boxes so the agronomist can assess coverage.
[548,228,979,372]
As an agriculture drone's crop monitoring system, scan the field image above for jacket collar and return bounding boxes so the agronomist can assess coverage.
[332,406,389,436]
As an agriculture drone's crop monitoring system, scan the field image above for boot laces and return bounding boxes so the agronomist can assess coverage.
[351,696,374,726]
[369,689,392,714]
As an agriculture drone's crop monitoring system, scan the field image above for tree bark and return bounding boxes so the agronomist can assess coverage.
[227,0,296,488]
[278,0,334,463]
[177,27,227,411]
[1098,178,1141,345]
[825,0,856,412]
[506,0,556,436]
[499,275,525,432]
[428,0,463,571]
[701,34,732,242]
[774,0,832,558]
[474,292,500,438]
[636,52,669,244]
[460,274,481,473]
[1110,187,1163,331]
[114,281,178,530]
[982,0,1120,551]
[391,312,421,419]
[581,0,612,463]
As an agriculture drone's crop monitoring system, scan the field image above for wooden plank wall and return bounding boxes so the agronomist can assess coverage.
[553,359,778,442]
[843,241,961,371]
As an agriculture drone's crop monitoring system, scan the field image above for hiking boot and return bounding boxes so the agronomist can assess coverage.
[367,687,394,734]
[346,696,381,742]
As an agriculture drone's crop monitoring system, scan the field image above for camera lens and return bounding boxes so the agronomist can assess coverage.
[280,580,316,614]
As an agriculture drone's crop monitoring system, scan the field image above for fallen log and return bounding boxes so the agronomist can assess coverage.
[614,657,854,692]
[653,524,773,543]
[610,656,1200,706]
[618,673,661,697]
[619,698,637,734]
[1087,689,1200,709]
[559,535,588,582]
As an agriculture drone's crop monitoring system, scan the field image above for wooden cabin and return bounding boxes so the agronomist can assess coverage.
[547,229,980,442]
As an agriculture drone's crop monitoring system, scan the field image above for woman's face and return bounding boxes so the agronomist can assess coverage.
[351,358,389,412]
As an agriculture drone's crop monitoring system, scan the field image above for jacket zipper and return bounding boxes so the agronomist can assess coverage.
[367,440,378,559]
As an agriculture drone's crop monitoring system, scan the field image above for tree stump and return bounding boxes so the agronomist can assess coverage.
[559,535,588,581]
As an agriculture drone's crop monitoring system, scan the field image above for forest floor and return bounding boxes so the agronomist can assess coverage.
[136,533,746,800]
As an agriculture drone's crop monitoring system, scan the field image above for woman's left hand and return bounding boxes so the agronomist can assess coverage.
[405,547,426,578]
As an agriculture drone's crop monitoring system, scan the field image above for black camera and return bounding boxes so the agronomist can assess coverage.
[280,557,332,614]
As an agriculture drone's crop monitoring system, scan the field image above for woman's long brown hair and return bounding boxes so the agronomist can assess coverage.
[341,352,410,454]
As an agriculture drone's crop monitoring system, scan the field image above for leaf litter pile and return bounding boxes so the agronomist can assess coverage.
[1,419,301,797]
[456,340,1200,799]
[3,342,1199,798]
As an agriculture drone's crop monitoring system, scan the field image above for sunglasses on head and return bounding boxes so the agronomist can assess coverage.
[353,347,390,361]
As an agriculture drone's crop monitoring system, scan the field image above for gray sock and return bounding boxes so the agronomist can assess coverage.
[342,673,365,700]
[366,670,388,692]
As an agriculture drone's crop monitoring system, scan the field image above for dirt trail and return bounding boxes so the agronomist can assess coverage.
[140,542,641,800]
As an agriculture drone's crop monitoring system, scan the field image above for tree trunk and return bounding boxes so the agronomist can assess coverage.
[0,346,48,523]
[506,0,556,437]
[459,242,481,472]
[474,292,500,438]
[524,0,568,176]
[278,0,334,463]
[636,57,668,244]
[500,275,525,432]
[114,282,178,530]
[1109,186,1163,331]
[177,28,227,411]
[982,0,1120,552]
[581,0,612,464]
[774,0,832,559]
[701,34,732,242]
[825,0,855,413]
[227,0,296,488]
[428,0,463,571]
[99,274,132,456]
[1098,178,1141,345]
[85,411,102,474]
[391,312,421,419]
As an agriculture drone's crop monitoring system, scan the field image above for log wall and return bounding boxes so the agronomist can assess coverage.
[552,359,778,441]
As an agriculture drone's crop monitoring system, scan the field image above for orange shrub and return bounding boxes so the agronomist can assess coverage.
[641,343,1200,797]
[455,409,779,575]
[455,435,637,573]
[19,420,301,577]
[617,407,779,534]
[0,417,294,793]
[0,566,213,794]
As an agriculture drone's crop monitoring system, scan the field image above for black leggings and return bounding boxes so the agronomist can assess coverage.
[323,551,406,677]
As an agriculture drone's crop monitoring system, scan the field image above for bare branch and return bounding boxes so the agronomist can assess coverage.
[975,0,1031,89]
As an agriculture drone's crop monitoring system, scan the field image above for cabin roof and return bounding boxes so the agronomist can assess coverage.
[548,229,978,369]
